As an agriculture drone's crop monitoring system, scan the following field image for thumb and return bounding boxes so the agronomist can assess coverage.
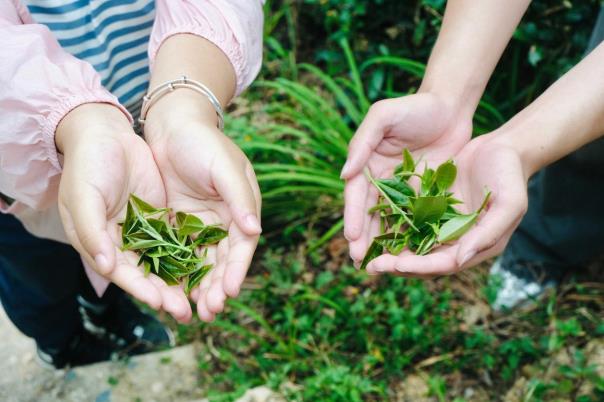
[59,185,116,276]
[213,163,262,236]
[341,100,390,179]
[455,192,527,267]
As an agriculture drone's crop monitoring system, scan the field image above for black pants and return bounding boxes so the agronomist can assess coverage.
[505,8,604,269]
[0,213,116,350]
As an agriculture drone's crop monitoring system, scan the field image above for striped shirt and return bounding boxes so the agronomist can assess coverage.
[24,0,156,116]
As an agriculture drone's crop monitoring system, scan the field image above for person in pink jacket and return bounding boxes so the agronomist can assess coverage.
[0,0,264,368]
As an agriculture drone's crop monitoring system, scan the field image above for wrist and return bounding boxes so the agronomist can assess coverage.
[483,126,539,180]
[418,76,484,123]
[56,103,133,154]
[143,90,219,140]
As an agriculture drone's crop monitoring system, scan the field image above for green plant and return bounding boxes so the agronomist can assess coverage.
[120,194,226,293]
[184,247,603,401]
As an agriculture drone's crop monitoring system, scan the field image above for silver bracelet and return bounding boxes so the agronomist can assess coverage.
[138,75,224,131]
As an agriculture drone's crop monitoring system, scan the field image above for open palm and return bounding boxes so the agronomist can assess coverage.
[146,121,261,322]
[364,134,529,277]
[59,130,192,322]
[342,93,473,263]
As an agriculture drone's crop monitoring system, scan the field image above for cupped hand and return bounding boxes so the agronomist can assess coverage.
[364,133,530,277]
[144,97,262,322]
[57,103,192,322]
[341,92,473,264]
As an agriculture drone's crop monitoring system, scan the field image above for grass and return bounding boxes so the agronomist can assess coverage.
[174,6,604,400]
[177,242,603,401]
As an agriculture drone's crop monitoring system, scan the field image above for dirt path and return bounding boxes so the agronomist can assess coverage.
[0,307,206,402]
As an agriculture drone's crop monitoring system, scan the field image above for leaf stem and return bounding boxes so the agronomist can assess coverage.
[364,168,418,231]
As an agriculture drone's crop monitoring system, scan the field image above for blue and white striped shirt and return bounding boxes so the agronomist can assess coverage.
[24,0,156,115]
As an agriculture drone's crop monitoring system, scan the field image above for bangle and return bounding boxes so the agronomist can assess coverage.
[138,75,224,131]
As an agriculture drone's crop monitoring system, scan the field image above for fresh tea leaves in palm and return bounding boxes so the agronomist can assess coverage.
[360,149,490,270]
[120,194,227,294]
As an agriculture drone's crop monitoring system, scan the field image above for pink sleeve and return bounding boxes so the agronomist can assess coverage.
[0,3,131,212]
[149,0,264,96]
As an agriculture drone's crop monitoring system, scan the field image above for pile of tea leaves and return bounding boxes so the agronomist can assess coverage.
[361,149,490,270]
[120,195,227,294]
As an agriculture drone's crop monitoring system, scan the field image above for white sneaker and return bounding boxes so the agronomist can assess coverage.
[489,257,560,311]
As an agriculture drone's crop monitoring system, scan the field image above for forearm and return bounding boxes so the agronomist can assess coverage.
[493,42,604,176]
[420,0,531,118]
[145,34,237,128]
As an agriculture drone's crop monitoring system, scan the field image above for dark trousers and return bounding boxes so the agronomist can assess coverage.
[0,213,115,350]
[505,8,604,269]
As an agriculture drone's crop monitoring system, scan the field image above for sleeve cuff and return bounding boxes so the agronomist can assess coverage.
[41,90,133,171]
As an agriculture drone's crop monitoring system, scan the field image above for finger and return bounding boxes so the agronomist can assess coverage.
[223,224,258,297]
[189,287,200,301]
[213,163,262,236]
[196,264,216,319]
[147,275,192,323]
[461,226,517,269]
[365,209,381,250]
[349,184,378,262]
[206,240,229,313]
[344,174,369,241]
[341,101,390,179]
[455,192,527,267]
[245,163,262,216]
[107,259,163,310]
[59,196,115,275]
[196,285,215,322]
[366,246,458,276]
[206,265,227,314]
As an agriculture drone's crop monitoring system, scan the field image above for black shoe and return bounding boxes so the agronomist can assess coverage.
[36,328,119,369]
[77,291,175,355]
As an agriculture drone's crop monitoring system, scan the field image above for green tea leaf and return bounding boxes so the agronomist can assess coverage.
[178,213,206,237]
[152,256,160,274]
[192,226,228,247]
[143,259,151,276]
[185,264,212,293]
[368,203,391,214]
[437,190,491,243]
[437,213,477,243]
[402,148,415,173]
[122,201,138,236]
[156,267,180,286]
[130,194,164,216]
[434,160,457,193]
[359,240,383,270]
[411,196,447,226]
[376,178,414,206]
[420,167,435,195]
[122,238,166,251]
[119,195,229,295]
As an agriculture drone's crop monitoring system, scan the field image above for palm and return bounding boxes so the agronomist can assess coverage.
[146,122,261,321]
[344,93,472,262]
[365,135,529,276]
[59,134,192,322]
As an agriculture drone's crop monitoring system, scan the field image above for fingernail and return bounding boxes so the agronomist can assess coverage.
[460,250,476,267]
[371,263,387,273]
[245,214,262,233]
[340,161,350,178]
[94,254,109,270]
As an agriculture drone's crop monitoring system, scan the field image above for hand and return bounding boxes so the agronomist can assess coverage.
[57,103,192,322]
[144,93,262,322]
[341,92,473,264]
[364,133,530,277]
